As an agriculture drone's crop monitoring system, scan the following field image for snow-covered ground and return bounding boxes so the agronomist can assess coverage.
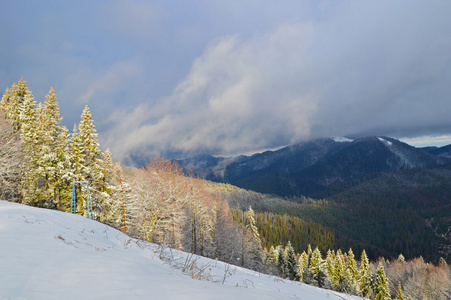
[0,200,361,300]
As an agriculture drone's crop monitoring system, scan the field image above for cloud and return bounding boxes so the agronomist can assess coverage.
[103,1,451,161]
[105,25,319,161]
[3,1,451,162]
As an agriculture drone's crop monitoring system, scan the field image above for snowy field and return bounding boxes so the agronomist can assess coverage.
[0,200,362,300]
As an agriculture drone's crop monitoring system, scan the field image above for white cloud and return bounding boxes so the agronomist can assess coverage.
[106,24,318,160]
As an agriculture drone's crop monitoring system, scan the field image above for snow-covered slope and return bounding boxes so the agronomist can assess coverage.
[0,201,361,300]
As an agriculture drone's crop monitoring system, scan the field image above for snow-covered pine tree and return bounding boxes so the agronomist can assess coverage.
[309,247,326,287]
[70,124,85,213]
[347,248,358,286]
[35,88,73,209]
[284,241,299,280]
[19,91,40,206]
[1,78,28,131]
[373,262,391,300]
[246,206,260,241]
[357,250,373,298]
[76,105,111,220]
[298,250,310,282]
[99,149,125,229]
[332,249,348,292]
[244,206,264,271]
[324,249,336,287]
[277,244,286,278]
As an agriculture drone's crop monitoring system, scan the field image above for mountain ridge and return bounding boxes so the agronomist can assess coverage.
[178,136,451,197]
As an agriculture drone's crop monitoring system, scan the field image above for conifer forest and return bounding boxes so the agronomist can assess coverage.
[1,79,450,299]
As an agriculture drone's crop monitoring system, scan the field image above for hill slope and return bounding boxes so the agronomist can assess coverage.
[180,136,450,197]
[0,201,360,300]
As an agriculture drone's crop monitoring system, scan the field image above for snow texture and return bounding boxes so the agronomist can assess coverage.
[0,200,362,300]
[331,137,354,143]
[377,137,393,146]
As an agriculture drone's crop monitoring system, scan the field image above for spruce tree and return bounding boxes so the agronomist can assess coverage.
[309,247,326,287]
[277,244,286,277]
[347,248,358,283]
[298,251,310,282]
[324,249,336,287]
[374,262,391,300]
[1,78,28,131]
[75,105,111,220]
[358,250,373,298]
[35,88,72,209]
[284,241,299,280]
[19,91,40,205]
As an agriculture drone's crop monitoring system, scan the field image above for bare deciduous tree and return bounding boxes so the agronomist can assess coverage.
[0,109,23,202]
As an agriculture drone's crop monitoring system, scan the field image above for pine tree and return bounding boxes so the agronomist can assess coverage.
[75,105,111,220]
[374,262,391,300]
[19,91,40,205]
[358,250,373,298]
[309,247,326,287]
[324,249,336,287]
[346,248,358,292]
[277,244,286,278]
[347,249,358,282]
[298,250,310,282]
[1,78,28,131]
[284,241,299,280]
[244,206,264,270]
[36,88,72,210]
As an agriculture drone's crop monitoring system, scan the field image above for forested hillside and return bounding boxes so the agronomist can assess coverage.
[2,79,450,299]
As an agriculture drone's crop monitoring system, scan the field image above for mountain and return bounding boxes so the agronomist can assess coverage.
[0,200,359,300]
[179,136,451,197]
[422,144,451,159]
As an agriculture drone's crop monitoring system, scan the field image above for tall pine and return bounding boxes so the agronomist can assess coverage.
[358,250,373,298]
[374,262,391,300]
[71,105,111,219]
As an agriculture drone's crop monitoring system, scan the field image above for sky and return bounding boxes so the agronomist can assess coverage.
[1,1,451,162]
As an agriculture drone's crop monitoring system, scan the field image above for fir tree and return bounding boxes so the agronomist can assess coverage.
[1,78,28,131]
[309,247,326,287]
[358,250,373,298]
[76,105,111,220]
[246,206,260,241]
[298,250,310,282]
[284,241,299,280]
[347,248,358,282]
[277,244,286,277]
[373,262,391,300]
[19,91,40,205]
[37,88,72,209]
[324,249,336,286]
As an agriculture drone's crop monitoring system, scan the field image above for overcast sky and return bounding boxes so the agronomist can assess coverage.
[2,1,451,161]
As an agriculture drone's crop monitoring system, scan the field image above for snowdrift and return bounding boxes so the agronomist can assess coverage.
[0,200,361,299]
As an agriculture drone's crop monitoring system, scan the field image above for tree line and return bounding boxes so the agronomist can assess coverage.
[266,242,450,299]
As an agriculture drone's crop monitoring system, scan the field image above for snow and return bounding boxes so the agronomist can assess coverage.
[377,137,393,146]
[0,200,361,300]
[331,137,354,143]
